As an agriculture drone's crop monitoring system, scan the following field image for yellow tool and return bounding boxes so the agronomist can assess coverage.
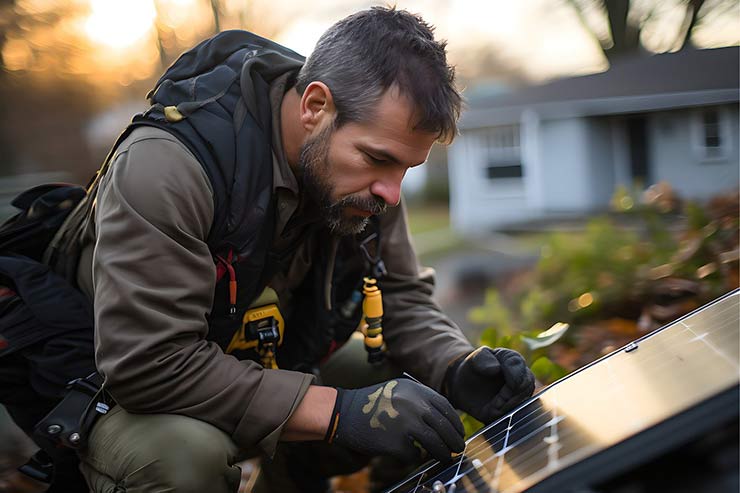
[225,287,284,369]
[362,277,386,363]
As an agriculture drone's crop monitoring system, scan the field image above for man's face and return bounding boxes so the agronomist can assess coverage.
[298,87,437,236]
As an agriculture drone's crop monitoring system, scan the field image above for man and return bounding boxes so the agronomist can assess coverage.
[66,7,535,492]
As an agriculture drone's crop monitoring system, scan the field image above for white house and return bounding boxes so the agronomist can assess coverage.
[448,47,739,233]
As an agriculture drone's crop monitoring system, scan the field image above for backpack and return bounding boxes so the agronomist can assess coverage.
[0,182,90,359]
[0,182,95,491]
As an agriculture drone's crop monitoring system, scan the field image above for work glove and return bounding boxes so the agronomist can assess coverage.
[326,379,465,463]
[445,347,535,424]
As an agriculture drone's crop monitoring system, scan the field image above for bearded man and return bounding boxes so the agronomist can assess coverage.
[63,7,536,492]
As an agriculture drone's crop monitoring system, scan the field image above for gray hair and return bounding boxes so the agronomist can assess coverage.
[295,6,461,144]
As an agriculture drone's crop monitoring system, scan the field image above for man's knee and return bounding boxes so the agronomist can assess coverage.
[81,407,241,493]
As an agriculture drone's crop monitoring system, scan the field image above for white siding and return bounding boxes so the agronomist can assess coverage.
[648,105,739,199]
[448,130,530,233]
[537,118,594,211]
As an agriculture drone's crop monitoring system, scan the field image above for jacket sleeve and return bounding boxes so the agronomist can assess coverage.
[92,128,314,455]
[377,200,474,392]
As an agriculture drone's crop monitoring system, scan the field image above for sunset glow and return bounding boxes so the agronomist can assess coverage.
[85,0,157,49]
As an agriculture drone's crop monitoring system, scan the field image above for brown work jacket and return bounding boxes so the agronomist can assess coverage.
[76,76,473,456]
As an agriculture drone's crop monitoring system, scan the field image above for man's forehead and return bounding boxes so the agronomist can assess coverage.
[358,87,436,142]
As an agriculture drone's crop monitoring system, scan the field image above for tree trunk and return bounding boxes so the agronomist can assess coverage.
[209,0,221,34]
[603,0,642,62]
[0,1,16,174]
[677,0,706,50]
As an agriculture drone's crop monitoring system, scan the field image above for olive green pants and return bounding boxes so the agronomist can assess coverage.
[79,334,400,493]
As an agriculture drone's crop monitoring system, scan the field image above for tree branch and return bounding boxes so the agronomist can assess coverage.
[676,0,706,50]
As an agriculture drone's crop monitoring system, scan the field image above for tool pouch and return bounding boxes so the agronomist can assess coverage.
[33,372,112,451]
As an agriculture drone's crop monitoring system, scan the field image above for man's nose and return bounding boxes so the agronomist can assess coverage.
[369,169,405,207]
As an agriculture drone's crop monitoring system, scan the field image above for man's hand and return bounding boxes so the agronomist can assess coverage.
[326,379,465,463]
[445,347,535,424]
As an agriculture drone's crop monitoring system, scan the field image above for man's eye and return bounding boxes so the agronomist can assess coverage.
[365,153,388,165]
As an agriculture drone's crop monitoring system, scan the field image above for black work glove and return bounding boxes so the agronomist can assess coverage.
[326,379,465,463]
[445,347,535,424]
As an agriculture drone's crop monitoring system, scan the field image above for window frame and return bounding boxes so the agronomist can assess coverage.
[691,106,732,163]
[475,124,523,182]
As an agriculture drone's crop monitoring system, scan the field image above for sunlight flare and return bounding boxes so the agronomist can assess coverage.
[85,0,157,50]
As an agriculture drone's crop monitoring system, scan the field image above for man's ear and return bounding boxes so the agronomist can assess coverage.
[300,81,336,132]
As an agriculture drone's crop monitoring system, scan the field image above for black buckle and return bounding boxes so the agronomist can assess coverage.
[66,375,102,396]
[246,317,280,350]
[33,372,111,451]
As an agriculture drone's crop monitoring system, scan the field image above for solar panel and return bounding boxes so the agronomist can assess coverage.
[386,289,740,493]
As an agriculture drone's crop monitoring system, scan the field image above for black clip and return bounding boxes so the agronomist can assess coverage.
[359,232,387,279]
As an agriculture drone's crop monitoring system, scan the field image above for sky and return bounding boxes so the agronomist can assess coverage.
[271,0,739,81]
[276,0,610,81]
[6,0,739,86]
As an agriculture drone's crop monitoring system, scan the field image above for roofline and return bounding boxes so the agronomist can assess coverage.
[460,88,739,129]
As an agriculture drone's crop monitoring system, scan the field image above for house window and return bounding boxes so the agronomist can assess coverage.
[476,125,522,180]
[694,107,729,161]
[703,109,721,153]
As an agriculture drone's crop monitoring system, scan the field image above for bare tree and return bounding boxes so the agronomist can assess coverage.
[209,0,222,34]
[454,44,532,89]
[1,0,19,173]
[564,0,737,62]
[0,2,102,178]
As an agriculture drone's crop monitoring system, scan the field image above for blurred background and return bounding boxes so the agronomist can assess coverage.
[0,1,738,492]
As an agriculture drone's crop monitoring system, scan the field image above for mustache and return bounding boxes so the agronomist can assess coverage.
[335,194,387,215]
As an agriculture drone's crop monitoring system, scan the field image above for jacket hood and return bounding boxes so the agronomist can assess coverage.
[132,30,306,257]
[148,30,305,126]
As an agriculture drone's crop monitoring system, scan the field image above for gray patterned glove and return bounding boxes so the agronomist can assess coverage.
[326,379,465,463]
[445,347,535,424]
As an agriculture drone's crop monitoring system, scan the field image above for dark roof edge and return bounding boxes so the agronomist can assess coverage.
[460,88,739,129]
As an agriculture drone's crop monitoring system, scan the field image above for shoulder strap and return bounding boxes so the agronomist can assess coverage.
[44,125,141,281]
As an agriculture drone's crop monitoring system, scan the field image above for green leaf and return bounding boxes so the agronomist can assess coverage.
[460,413,484,439]
[530,356,568,384]
[479,327,499,348]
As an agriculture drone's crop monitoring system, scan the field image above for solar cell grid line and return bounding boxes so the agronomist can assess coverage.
[465,395,577,461]
[682,321,739,371]
[488,413,513,490]
[613,327,740,383]
[461,404,547,463]
[395,397,595,491]
[488,417,596,491]
[384,289,739,493]
[543,396,561,472]
[630,329,739,380]
[643,300,739,354]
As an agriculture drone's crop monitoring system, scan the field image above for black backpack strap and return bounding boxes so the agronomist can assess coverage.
[0,184,86,262]
[44,123,145,281]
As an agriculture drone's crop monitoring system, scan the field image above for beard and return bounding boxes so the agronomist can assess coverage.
[298,124,387,236]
